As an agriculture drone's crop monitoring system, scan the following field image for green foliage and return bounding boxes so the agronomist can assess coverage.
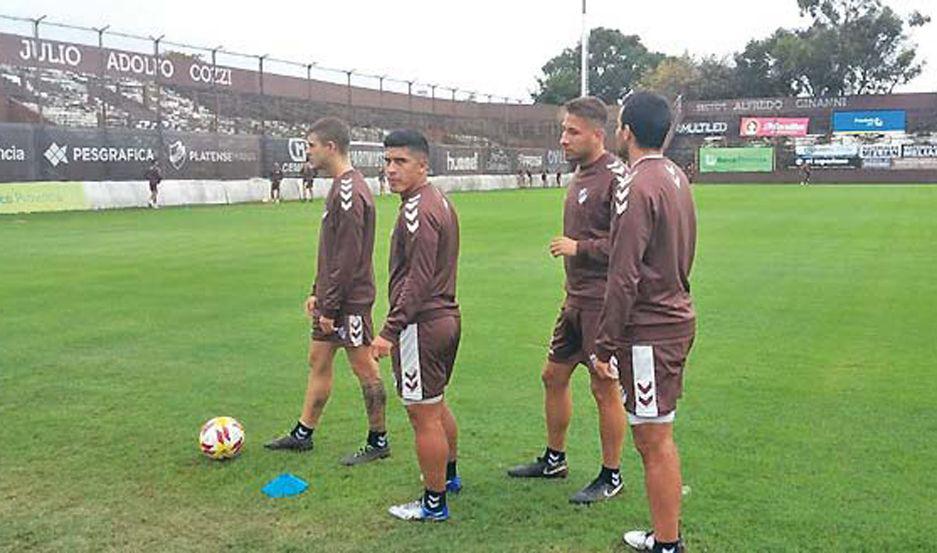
[536,0,929,102]
[737,0,929,95]
[533,27,664,105]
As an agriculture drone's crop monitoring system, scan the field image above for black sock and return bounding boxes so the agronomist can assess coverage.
[544,447,566,466]
[599,465,621,485]
[446,460,458,481]
[422,488,446,513]
[291,421,313,441]
[367,430,387,449]
[652,540,680,553]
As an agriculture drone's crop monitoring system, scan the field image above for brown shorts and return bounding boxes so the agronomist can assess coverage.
[310,310,373,348]
[612,335,695,418]
[548,303,600,370]
[392,316,461,404]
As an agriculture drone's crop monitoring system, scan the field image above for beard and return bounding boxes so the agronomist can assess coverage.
[616,143,630,164]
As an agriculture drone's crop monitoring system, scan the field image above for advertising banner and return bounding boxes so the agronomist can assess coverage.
[739,117,809,137]
[162,132,260,180]
[0,124,35,182]
[859,144,902,159]
[832,110,906,134]
[893,158,937,170]
[902,144,937,158]
[0,31,254,92]
[794,143,860,168]
[861,158,893,170]
[699,147,774,173]
[263,137,308,178]
[0,182,88,213]
[516,151,545,171]
[348,142,386,173]
[485,148,514,173]
[35,127,161,181]
[677,121,729,136]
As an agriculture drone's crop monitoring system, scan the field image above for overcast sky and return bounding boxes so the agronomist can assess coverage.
[1,0,933,101]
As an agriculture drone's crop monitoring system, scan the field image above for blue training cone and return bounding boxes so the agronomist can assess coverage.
[261,473,308,498]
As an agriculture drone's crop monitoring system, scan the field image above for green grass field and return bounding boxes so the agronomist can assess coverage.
[2,185,936,552]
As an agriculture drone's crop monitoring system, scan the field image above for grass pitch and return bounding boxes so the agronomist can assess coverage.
[2,185,936,552]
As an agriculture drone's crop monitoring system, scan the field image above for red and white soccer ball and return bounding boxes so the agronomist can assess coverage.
[199,416,245,460]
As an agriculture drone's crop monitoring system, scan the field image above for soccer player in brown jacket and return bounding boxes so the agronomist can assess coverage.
[593,92,697,553]
[265,117,390,466]
[269,163,284,204]
[371,129,461,522]
[507,96,629,505]
[144,159,161,209]
[301,161,317,202]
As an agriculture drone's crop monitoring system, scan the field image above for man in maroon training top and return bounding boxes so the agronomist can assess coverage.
[265,117,390,467]
[592,92,697,553]
[507,96,630,505]
[371,129,462,522]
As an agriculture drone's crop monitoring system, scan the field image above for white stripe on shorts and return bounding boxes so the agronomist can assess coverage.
[348,315,364,347]
[400,324,422,402]
[632,345,659,418]
[629,411,675,426]
[401,394,444,406]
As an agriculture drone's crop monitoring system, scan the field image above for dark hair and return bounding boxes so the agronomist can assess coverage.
[619,91,672,149]
[309,117,350,154]
[563,96,608,127]
[383,129,430,157]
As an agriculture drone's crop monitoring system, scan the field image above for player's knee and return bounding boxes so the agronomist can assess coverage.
[589,377,619,402]
[308,356,332,375]
[632,429,674,460]
[350,359,380,384]
[404,405,428,429]
[405,403,441,431]
[541,366,570,389]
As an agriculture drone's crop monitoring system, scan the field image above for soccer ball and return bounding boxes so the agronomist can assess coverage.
[199,416,245,460]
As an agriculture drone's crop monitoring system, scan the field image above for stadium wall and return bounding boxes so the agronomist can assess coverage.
[0,174,569,214]
[696,169,937,184]
[0,122,566,183]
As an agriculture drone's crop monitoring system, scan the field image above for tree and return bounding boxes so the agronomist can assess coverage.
[736,0,930,96]
[532,27,664,105]
[638,54,744,100]
[637,55,699,100]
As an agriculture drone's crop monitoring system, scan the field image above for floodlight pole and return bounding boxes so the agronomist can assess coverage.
[32,15,46,39]
[93,25,110,127]
[211,46,223,132]
[152,34,165,133]
[580,0,589,97]
[378,75,386,108]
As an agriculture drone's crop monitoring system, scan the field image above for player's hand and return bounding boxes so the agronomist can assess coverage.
[591,355,619,380]
[304,296,317,318]
[319,316,335,335]
[550,236,578,257]
[371,335,394,360]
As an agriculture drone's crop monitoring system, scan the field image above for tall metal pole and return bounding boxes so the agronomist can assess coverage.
[94,25,109,128]
[306,62,316,124]
[378,75,386,109]
[32,15,46,39]
[32,16,47,123]
[580,0,589,97]
[258,54,267,136]
[345,69,354,122]
[153,35,164,132]
[211,46,222,133]
[406,80,414,125]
